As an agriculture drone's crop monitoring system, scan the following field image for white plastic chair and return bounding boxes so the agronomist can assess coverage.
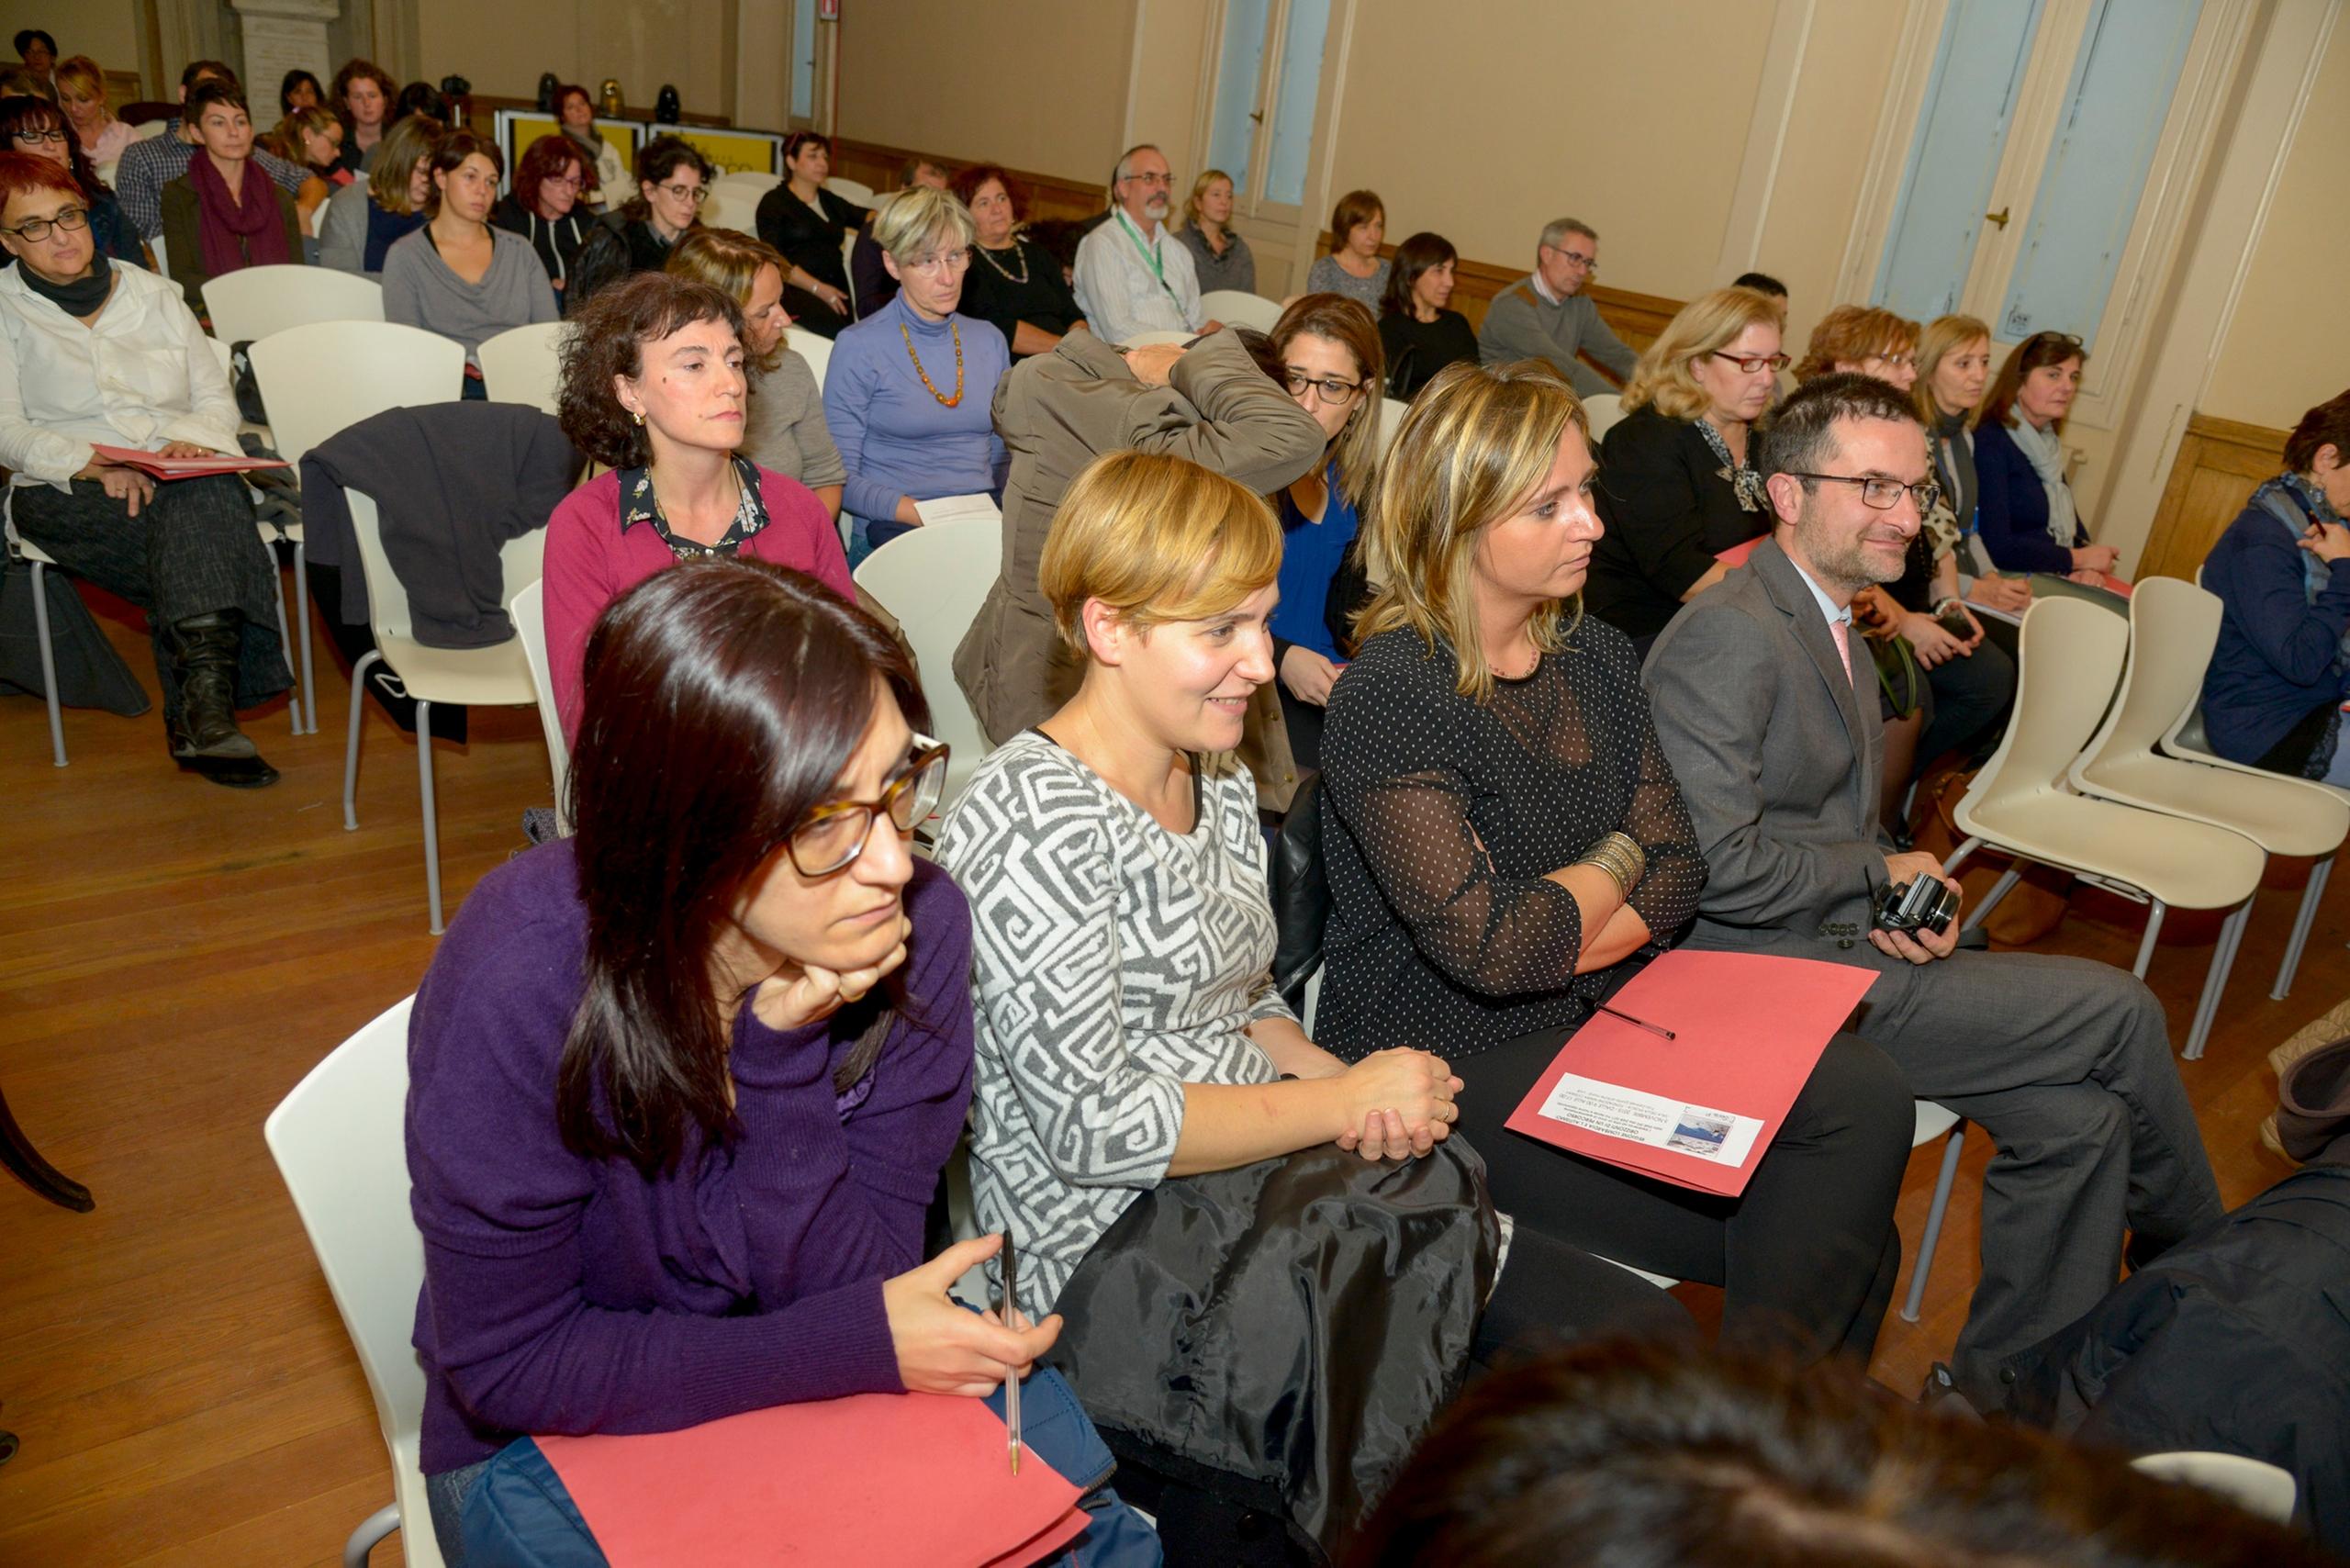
[701,182,763,238]
[823,175,875,207]
[1946,599,2266,1058]
[785,325,832,393]
[201,265,384,353]
[1122,330,1193,348]
[1377,397,1406,456]
[2072,578,2348,1012]
[250,320,468,735]
[341,492,545,933]
[509,578,570,837]
[263,994,446,1568]
[1583,392,1627,442]
[1201,289,1282,332]
[476,321,572,418]
[2132,1450,2297,1524]
[852,515,1000,811]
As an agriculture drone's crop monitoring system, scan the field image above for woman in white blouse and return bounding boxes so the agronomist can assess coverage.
[0,151,288,786]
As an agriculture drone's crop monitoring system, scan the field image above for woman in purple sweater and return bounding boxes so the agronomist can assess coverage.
[405,559,1076,1562]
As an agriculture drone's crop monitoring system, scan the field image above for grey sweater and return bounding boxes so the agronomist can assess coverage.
[743,350,846,491]
[381,227,560,363]
[1476,276,1637,398]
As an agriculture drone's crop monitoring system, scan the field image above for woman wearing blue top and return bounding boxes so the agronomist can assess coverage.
[1972,331,2123,582]
[1269,293,1383,771]
[2200,390,2350,781]
[822,185,1009,566]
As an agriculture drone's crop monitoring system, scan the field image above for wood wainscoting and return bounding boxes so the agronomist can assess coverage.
[830,137,1684,365]
[2136,413,2288,582]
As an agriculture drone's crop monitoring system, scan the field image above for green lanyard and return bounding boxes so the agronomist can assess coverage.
[1115,209,1169,286]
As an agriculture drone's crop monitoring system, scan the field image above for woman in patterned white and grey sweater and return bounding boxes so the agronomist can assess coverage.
[935,449,1468,1322]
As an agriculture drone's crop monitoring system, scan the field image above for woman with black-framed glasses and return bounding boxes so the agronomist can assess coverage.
[566,133,711,313]
[406,556,1155,1564]
[0,93,142,267]
[1584,286,1787,653]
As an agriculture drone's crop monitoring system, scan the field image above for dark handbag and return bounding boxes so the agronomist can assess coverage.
[0,555,150,717]
[1270,771,1326,1014]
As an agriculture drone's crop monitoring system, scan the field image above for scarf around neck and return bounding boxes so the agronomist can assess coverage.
[2005,417,2076,548]
[185,152,289,281]
[20,252,113,317]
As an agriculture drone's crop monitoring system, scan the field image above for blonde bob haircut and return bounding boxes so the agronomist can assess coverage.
[1355,360,1589,703]
[1039,450,1283,658]
[1794,303,1920,384]
[872,184,975,263]
[1911,313,1993,430]
[1621,286,1784,422]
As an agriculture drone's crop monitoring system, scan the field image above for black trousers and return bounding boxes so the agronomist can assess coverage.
[1919,633,2018,764]
[1457,1024,1912,1364]
[12,474,288,723]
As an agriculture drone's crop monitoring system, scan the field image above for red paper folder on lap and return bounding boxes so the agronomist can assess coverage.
[1716,535,1765,569]
[1504,950,1876,1197]
[90,442,289,479]
[536,1391,1087,1567]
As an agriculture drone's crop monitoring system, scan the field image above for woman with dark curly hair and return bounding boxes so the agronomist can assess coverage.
[0,95,142,267]
[328,57,395,174]
[494,133,591,305]
[541,270,852,738]
[278,68,323,116]
[565,133,711,313]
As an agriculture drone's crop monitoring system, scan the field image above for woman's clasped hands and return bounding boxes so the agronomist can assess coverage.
[1330,1047,1462,1163]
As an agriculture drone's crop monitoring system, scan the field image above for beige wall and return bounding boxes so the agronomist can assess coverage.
[0,0,142,84]
[410,0,734,115]
[2201,14,2350,433]
[835,0,1132,183]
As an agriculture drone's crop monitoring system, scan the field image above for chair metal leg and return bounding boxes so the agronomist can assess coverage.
[341,1502,399,1568]
[343,649,379,832]
[1943,835,1982,876]
[29,559,63,767]
[268,564,297,738]
[1963,866,2023,931]
[2272,854,2333,1002]
[2132,901,2167,980]
[2183,901,2252,1062]
[1900,1121,1966,1324]
[418,697,443,935]
[294,538,316,735]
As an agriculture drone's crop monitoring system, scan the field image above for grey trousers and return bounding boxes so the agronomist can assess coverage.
[1685,929,2223,1406]
[12,475,289,722]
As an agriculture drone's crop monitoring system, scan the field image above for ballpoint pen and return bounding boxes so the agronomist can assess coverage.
[1002,1231,1022,1476]
[1595,1002,1675,1041]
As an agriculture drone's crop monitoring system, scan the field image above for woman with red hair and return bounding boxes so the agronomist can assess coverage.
[495,134,592,307]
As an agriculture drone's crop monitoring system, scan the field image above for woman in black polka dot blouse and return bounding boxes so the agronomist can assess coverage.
[1316,361,1914,1364]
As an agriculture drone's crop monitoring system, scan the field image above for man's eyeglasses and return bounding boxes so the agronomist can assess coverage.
[784,739,950,877]
[1284,368,1364,403]
[1783,471,1942,513]
[904,246,972,274]
[1712,350,1792,375]
[1121,171,1173,187]
[2,205,87,241]
[10,128,67,146]
[655,182,709,205]
[1544,243,1596,270]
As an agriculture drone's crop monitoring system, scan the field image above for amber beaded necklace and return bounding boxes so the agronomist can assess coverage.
[900,319,965,408]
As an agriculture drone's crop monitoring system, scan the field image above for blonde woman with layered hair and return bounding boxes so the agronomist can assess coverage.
[1319,359,1913,1362]
[1587,286,1786,647]
[1173,166,1253,294]
[936,448,1464,1318]
[318,110,440,276]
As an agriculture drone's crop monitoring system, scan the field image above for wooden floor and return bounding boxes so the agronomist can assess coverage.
[0,583,2322,1566]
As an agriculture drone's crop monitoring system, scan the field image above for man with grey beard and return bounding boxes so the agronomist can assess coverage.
[1071,142,1216,343]
[1642,373,2221,1412]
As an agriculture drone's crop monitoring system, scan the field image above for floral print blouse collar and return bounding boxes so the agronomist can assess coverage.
[617,456,769,562]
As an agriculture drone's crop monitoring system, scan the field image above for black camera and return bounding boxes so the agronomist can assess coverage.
[1874,875,1958,936]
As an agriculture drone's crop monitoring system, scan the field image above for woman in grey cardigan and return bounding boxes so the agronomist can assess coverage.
[380,130,556,387]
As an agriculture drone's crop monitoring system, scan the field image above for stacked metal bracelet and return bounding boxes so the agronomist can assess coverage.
[1575,832,1646,897]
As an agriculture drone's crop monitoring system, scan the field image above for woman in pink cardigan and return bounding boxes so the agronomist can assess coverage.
[544,270,852,738]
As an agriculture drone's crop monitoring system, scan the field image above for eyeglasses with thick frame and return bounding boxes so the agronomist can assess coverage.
[10,128,68,147]
[784,737,951,877]
[1711,350,1793,375]
[1,204,88,242]
[1283,368,1364,403]
[1782,471,1942,513]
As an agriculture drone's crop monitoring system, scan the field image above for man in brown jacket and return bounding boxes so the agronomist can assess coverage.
[954,325,1326,806]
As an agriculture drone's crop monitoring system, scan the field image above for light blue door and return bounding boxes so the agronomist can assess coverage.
[1874,0,2044,323]
[790,1,817,123]
[1262,0,1332,207]
[1997,0,2201,342]
[1205,0,1273,196]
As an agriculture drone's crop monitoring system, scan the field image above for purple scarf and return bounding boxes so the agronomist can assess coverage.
[185,153,289,280]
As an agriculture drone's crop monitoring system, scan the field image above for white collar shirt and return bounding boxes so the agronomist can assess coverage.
[1072,208,1205,344]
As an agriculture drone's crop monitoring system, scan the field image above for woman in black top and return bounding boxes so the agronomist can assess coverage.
[568,134,710,314]
[950,162,1084,361]
[1376,231,1477,401]
[1584,286,1785,650]
[1318,360,1911,1364]
[494,132,592,309]
[754,130,859,338]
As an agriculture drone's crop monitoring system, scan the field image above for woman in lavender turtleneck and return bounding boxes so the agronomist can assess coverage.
[403,560,1066,1562]
[822,184,1008,566]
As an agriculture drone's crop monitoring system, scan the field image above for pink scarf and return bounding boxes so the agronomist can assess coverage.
[185,152,290,280]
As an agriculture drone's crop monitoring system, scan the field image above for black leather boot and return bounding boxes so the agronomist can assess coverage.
[169,612,278,788]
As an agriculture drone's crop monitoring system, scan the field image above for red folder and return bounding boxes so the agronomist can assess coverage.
[89,442,289,479]
[1503,949,1876,1197]
[536,1391,1087,1567]
[1716,535,1766,568]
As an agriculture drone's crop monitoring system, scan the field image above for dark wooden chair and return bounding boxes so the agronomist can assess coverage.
[1,1078,91,1213]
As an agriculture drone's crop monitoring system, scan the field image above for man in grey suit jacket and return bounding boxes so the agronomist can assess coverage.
[1643,374,2221,1410]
